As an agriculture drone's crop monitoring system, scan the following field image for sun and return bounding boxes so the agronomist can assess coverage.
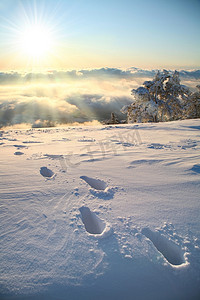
[19,24,53,59]
[5,1,63,69]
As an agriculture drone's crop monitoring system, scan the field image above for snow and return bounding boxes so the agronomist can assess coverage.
[0,119,200,299]
[79,206,112,238]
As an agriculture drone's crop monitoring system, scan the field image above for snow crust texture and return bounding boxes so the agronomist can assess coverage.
[0,119,200,300]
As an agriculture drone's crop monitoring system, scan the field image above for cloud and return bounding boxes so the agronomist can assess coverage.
[178,70,200,80]
[0,68,135,84]
[0,72,22,84]
[0,77,135,127]
[0,92,132,128]
[66,93,132,121]
[1,67,199,85]
[0,96,78,128]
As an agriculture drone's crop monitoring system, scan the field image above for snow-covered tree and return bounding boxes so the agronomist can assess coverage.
[110,112,119,124]
[122,70,191,123]
[104,112,119,124]
[121,87,157,123]
[185,85,200,119]
[163,70,191,120]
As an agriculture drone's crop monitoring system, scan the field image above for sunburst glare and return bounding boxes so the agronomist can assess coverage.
[3,1,61,70]
[18,24,54,59]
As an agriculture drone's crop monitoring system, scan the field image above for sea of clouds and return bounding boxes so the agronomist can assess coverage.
[0,67,199,128]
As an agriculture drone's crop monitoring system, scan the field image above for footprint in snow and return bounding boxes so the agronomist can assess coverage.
[80,176,107,190]
[147,143,166,149]
[13,144,28,149]
[142,227,188,267]
[79,206,112,238]
[189,164,200,174]
[22,141,42,144]
[40,167,55,178]
[14,151,24,155]
[80,176,116,199]
[78,137,95,142]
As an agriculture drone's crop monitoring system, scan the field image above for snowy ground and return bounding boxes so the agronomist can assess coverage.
[0,119,200,300]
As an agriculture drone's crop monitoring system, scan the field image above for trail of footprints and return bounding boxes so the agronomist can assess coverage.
[79,175,189,267]
[39,167,189,268]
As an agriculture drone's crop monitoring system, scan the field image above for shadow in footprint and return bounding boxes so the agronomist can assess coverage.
[14,151,24,155]
[40,167,54,178]
[142,227,185,266]
[189,164,200,174]
[80,176,107,190]
[79,206,112,238]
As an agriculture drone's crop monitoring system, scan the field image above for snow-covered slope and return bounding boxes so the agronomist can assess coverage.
[0,119,200,300]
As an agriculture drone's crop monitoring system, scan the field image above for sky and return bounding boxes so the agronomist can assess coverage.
[0,0,200,71]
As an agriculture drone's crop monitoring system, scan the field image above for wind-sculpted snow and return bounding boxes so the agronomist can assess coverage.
[0,119,200,299]
[13,144,27,149]
[128,159,163,167]
[147,139,200,151]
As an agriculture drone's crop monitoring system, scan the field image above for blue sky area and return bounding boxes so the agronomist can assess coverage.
[0,0,200,70]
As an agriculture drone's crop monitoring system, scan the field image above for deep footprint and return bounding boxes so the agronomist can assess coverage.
[14,151,24,155]
[142,227,185,266]
[80,176,107,190]
[40,167,54,178]
[190,164,200,174]
[79,206,112,237]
